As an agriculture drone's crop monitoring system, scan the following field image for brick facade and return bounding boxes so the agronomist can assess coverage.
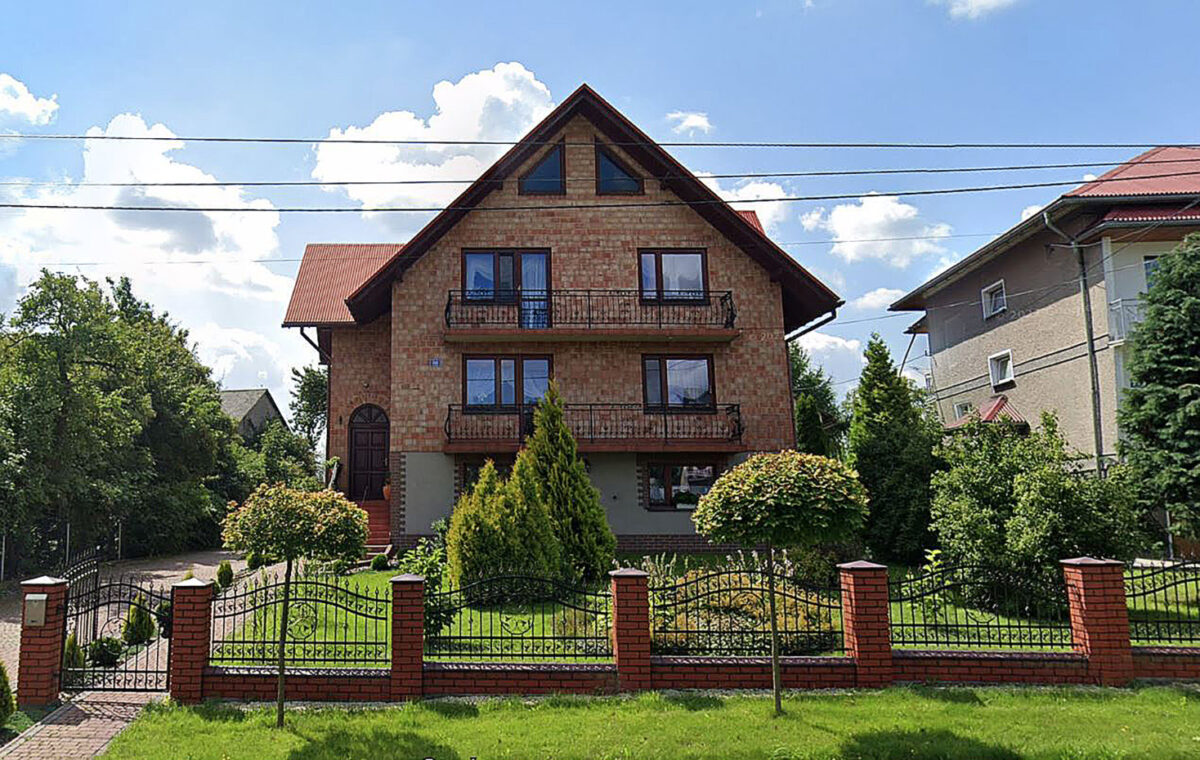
[16,577,67,708]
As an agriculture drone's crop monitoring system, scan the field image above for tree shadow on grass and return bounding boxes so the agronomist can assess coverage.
[839,729,1023,760]
[287,727,460,760]
[908,686,985,705]
[420,700,480,719]
[187,701,250,723]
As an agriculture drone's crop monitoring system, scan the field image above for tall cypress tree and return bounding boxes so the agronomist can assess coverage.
[1119,233,1200,538]
[847,334,940,563]
[789,344,845,457]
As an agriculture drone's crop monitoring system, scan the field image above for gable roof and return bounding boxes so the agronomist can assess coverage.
[342,84,840,333]
[219,388,282,424]
[283,243,403,326]
[1067,147,1200,198]
[946,394,1027,430]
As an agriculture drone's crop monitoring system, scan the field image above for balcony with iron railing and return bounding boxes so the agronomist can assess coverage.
[1108,298,1145,345]
[443,289,738,342]
[444,402,744,453]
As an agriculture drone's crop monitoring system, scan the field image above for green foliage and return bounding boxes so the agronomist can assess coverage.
[395,537,456,636]
[0,663,12,728]
[154,600,172,639]
[63,632,84,669]
[789,344,846,457]
[931,413,1146,578]
[88,637,124,668]
[793,393,833,458]
[445,461,509,587]
[122,596,157,646]
[693,451,868,549]
[289,365,328,453]
[247,421,322,492]
[847,334,941,563]
[216,559,234,590]
[223,484,368,566]
[370,553,390,571]
[1119,233,1200,538]
[523,383,615,582]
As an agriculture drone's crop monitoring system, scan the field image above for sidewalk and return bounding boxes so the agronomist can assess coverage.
[0,692,155,760]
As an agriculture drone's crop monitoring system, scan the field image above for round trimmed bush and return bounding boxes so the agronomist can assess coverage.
[370,553,390,571]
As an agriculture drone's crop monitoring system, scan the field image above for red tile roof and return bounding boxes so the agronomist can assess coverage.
[1097,204,1200,224]
[1067,147,1200,198]
[946,394,1027,429]
[736,209,764,233]
[283,244,402,326]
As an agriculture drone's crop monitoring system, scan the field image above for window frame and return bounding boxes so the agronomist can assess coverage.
[1143,255,1161,289]
[462,354,554,412]
[645,460,721,511]
[987,349,1015,388]
[641,354,717,412]
[980,279,1007,319]
[460,248,552,303]
[638,248,710,304]
[952,401,974,420]
[517,140,566,196]
[594,139,644,195]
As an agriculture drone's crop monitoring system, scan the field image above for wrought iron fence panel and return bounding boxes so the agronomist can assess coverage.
[210,576,390,668]
[649,570,844,656]
[1126,561,1200,645]
[63,578,172,691]
[446,403,742,445]
[888,564,1072,650]
[445,289,737,330]
[424,575,612,661]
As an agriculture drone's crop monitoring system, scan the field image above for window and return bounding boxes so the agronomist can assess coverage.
[464,355,552,409]
[462,249,550,327]
[639,250,707,301]
[460,456,514,494]
[518,143,565,195]
[981,280,1007,319]
[647,463,718,510]
[953,401,974,420]
[988,350,1015,388]
[595,141,643,194]
[643,355,714,410]
[1144,255,1161,289]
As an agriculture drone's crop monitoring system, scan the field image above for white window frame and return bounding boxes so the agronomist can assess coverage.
[952,401,974,420]
[981,280,1007,319]
[988,349,1015,388]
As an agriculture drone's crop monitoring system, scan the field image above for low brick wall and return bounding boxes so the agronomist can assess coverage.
[202,667,390,702]
[893,650,1091,685]
[1132,647,1200,680]
[424,662,617,696]
[651,656,857,690]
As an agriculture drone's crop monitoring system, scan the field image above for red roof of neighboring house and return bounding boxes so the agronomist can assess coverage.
[946,394,1027,429]
[1097,204,1200,223]
[736,210,764,233]
[283,244,403,326]
[1067,147,1200,198]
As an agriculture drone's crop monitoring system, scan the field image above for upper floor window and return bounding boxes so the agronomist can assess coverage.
[1144,255,1161,290]
[988,349,1015,388]
[643,355,714,410]
[518,143,565,195]
[464,355,552,409]
[595,141,643,194]
[639,249,707,302]
[981,280,1007,319]
[463,250,549,298]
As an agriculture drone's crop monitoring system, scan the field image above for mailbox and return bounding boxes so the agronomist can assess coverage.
[24,593,48,627]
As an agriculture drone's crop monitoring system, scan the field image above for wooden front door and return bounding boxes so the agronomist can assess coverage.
[348,405,388,502]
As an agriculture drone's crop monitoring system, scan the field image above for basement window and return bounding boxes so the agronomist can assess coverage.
[988,350,1015,388]
[647,463,717,510]
[981,280,1007,319]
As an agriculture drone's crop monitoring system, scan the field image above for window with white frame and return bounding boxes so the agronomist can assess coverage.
[953,401,974,420]
[988,350,1015,387]
[1144,255,1161,290]
[981,280,1007,319]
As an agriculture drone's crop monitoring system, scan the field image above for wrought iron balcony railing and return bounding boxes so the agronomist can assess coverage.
[444,289,736,330]
[445,403,743,445]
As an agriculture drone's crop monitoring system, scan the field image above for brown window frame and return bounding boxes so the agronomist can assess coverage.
[460,248,552,303]
[641,354,716,412]
[645,460,722,511]
[517,140,566,196]
[638,248,710,304]
[594,138,644,195]
[462,354,554,412]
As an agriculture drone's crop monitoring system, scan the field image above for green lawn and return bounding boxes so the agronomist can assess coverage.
[102,687,1200,760]
[1,708,43,751]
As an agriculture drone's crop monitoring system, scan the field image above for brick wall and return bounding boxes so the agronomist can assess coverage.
[202,669,390,702]
[327,315,392,494]
[16,577,67,708]
[424,663,617,696]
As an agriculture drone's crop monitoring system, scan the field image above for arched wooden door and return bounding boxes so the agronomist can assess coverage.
[348,404,388,502]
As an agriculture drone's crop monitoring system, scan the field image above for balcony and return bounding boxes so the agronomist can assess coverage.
[443,289,738,342]
[1108,298,1145,345]
[444,403,744,453]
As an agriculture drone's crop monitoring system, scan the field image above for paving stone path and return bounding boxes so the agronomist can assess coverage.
[0,692,156,759]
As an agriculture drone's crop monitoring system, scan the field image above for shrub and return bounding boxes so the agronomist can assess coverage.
[181,568,194,581]
[154,600,172,639]
[445,461,511,587]
[63,632,84,669]
[370,553,390,572]
[0,662,12,728]
[216,559,234,589]
[88,637,124,668]
[395,537,455,636]
[122,596,157,646]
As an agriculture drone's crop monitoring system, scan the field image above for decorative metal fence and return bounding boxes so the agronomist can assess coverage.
[649,570,844,656]
[445,403,743,446]
[63,577,172,691]
[888,564,1072,650]
[424,576,612,661]
[210,576,390,668]
[1126,561,1200,645]
[444,289,737,330]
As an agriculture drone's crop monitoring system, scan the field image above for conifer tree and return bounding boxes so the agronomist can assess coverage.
[445,460,506,587]
[789,344,845,457]
[498,448,562,578]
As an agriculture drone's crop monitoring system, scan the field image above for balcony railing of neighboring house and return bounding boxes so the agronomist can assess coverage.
[444,289,737,331]
[1108,298,1145,345]
[444,403,744,446]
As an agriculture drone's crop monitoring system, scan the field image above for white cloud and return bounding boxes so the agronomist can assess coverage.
[0,73,58,125]
[801,194,952,268]
[312,62,554,235]
[851,287,906,311]
[1082,173,1097,182]
[665,111,713,135]
[700,175,790,234]
[930,0,1020,19]
[795,331,862,357]
[1020,203,1044,221]
[926,252,965,279]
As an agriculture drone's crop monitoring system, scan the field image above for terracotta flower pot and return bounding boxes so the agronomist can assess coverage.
[382,484,392,503]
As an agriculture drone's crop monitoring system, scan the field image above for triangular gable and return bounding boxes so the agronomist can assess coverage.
[345,84,841,332]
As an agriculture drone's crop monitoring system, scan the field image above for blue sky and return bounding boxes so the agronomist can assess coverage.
[2,0,1198,410]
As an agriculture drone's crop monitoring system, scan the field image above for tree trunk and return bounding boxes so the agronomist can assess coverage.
[275,557,292,728]
[767,544,782,716]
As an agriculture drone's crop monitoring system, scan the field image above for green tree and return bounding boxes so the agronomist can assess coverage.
[223,484,367,727]
[251,421,321,491]
[692,450,868,715]
[847,335,940,563]
[789,344,845,457]
[1119,233,1200,538]
[524,383,615,583]
[289,366,328,453]
[445,460,509,587]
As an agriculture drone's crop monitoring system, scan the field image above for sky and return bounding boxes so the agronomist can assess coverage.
[2,0,1199,415]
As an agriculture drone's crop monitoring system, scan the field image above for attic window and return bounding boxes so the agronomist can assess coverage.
[595,142,643,194]
[988,350,1015,388]
[981,280,1007,319]
[518,143,565,195]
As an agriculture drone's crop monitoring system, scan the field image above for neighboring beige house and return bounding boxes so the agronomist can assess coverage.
[891,147,1200,468]
[218,388,288,439]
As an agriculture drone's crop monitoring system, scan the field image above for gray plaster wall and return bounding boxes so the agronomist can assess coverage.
[402,452,458,532]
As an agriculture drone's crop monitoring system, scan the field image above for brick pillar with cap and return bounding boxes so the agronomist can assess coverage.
[390,574,425,700]
[838,560,893,688]
[170,578,214,705]
[610,568,652,691]
[1061,557,1134,686]
[17,576,69,708]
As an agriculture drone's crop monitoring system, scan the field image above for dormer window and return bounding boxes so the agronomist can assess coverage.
[518,142,565,195]
[981,280,1007,319]
[595,141,643,194]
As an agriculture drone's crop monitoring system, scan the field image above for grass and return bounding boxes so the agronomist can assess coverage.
[101,686,1200,760]
[1,708,44,750]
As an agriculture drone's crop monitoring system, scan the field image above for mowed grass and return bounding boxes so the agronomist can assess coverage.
[103,686,1200,760]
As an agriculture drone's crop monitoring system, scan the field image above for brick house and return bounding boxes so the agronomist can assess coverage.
[283,85,841,551]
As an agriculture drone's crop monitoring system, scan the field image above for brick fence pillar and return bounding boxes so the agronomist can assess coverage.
[609,568,652,691]
[17,576,68,708]
[169,578,214,705]
[390,574,424,700]
[1061,557,1133,686]
[838,561,893,688]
